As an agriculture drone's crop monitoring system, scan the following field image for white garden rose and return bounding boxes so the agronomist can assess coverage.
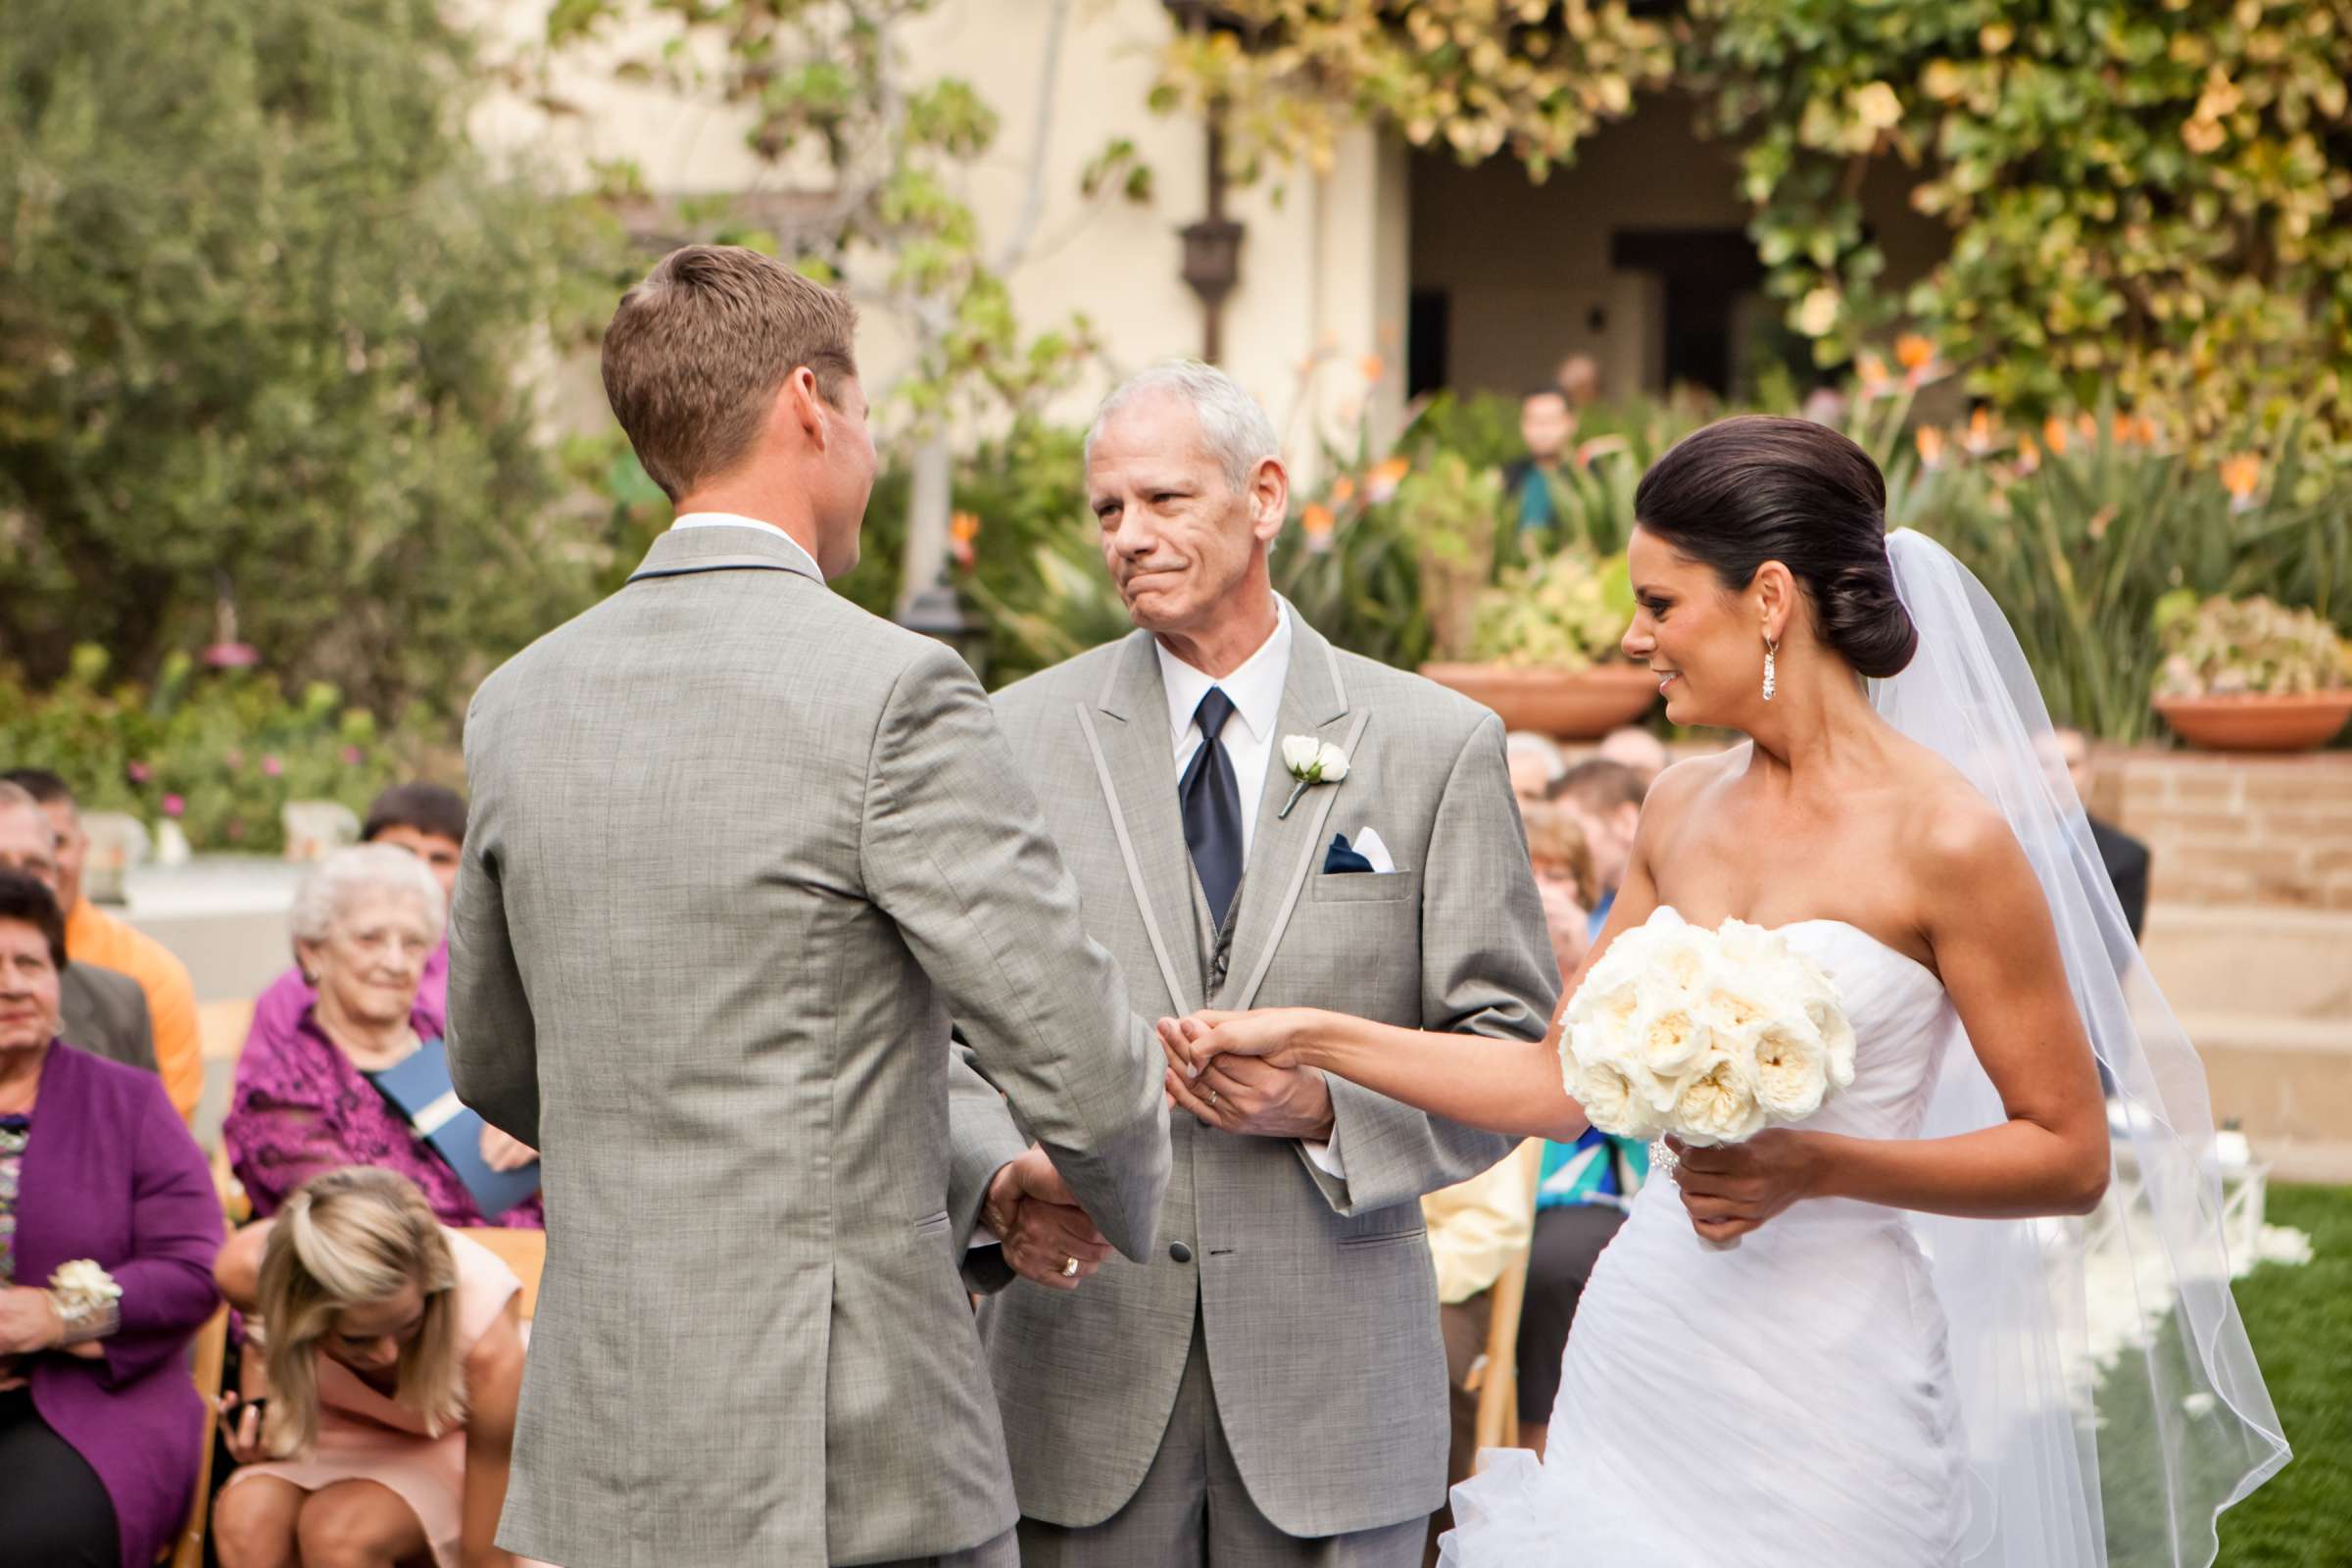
[1314,741,1350,781]
[1712,917,1782,968]
[1751,1019,1833,1118]
[1568,1058,1661,1141]
[1633,1004,1713,1086]
[1805,993,1858,1088]
[1674,1052,1768,1145]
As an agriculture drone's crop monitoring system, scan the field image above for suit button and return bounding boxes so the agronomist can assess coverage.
[1167,1241,1195,1264]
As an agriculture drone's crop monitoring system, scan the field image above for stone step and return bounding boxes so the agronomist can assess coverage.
[2179,1012,2352,1151]
[2139,904,2352,1021]
[2244,1137,2352,1187]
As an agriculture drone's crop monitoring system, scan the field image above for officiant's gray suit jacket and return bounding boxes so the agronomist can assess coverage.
[447,523,1170,1568]
[948,615,1560,1539]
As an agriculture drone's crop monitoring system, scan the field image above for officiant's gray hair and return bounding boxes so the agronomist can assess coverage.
[1086,360,1281,495]
[290,843,447,947]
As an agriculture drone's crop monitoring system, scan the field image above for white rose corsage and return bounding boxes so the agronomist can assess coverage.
[47,1259,123,1346]
[1278,735,1350,819]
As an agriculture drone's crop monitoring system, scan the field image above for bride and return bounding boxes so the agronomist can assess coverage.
[1162,416,2287,1565]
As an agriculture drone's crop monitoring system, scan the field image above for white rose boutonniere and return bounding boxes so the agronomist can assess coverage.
[1277,735,1350,819]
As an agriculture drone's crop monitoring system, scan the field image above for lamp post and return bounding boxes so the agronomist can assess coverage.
[896,566,989,681]
[1164,1,1247,363]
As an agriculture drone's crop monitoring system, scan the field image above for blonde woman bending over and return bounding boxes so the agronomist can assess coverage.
[211,1168,534,1568]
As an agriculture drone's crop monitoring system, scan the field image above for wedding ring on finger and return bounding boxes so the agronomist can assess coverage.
[1061,1256,1080,1278]
[1205,1087,1221,1109]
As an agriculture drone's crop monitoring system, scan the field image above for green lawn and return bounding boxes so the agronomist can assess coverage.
[2218,1184,2352,1566]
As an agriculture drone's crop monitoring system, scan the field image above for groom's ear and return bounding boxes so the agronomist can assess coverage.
[781,367,829,446]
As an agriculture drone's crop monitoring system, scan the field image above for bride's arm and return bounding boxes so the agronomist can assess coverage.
[1674,802,2111,1239]
[1169,802,1674,1143]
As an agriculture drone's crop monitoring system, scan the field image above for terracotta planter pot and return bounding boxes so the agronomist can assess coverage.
[2153,692,2352,753]
[1419,662,1659,740]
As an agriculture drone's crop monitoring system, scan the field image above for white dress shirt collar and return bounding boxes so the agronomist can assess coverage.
[1154,601,1293,754]
[669,511,824,580]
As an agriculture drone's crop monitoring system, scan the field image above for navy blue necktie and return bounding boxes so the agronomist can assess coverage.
[1180,688,1245,930]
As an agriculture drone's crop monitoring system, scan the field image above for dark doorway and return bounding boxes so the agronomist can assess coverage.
[1609,228,1765,397]
[1407,288,1450,399]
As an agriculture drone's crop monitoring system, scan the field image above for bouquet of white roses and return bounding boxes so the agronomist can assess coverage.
[1561,906,1856,1147]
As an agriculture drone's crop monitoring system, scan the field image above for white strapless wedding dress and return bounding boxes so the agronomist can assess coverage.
[1443,919,1976,1566]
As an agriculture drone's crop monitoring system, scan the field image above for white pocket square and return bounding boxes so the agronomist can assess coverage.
[1354,826,1396,874]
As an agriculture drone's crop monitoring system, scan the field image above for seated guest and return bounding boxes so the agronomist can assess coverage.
[3,769,204,1125]
[247,782,466,1056]
[225,846,542,1229]
[1592,725,1668,788]
[1503,731,1567,807]
[0,871,223,1568]
[1515,1128,1647,1457]
[1549,758,1648,940]
[212,1168,532,1568]
[1519,802,1597,981]
[2054,727,2152,942]
[0,784,156,1078]
[1420,1140,1540,1560]
[1521,770,1649,1458]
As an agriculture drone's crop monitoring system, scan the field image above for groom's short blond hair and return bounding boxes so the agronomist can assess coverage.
[601,244,859,501]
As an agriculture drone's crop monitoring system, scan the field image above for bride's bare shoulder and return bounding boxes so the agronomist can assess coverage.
[1642,745,1746,822]
[1888,744,2029,886]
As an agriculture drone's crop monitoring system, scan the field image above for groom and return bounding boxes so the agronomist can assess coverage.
[449,245,1170,1567]
[950,362,1560,1564]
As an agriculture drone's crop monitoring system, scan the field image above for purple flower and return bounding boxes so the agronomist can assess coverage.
[341,746,365,766]
[126,761,152,784]
[203,642,260,669]
[162,794,185,818]
[263,756,283,777]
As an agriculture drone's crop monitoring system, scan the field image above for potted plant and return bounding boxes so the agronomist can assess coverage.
[1420,546,1657,738]
[2150,592,2352,752]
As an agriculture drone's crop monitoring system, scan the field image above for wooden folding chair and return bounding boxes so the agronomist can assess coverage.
[165,1304,231,1568]
[460,1227,547,1321]
[1467,1141,1545,1461]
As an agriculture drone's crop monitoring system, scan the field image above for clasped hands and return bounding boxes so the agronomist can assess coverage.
[1152,1009,1332,1142]
[985,1011,1334,1293]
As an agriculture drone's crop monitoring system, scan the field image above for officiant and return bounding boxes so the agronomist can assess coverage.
[225,845,542,1229]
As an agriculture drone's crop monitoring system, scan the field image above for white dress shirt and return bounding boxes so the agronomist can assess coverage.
[669,511,824,580]
[1155,602,1292,864]
[1153,601,1345,1177]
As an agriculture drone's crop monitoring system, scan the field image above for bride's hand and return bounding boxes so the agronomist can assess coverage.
[1152,1009,1310,1075]
[1667,1130,1821,1243]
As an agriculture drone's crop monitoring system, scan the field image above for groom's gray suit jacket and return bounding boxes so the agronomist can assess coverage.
[950,617,1560,1538]
[447,524,1171,1568]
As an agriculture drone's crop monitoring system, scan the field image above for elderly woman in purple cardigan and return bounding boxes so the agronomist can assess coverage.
[0,870,223,1568]
[224,845,542,1230]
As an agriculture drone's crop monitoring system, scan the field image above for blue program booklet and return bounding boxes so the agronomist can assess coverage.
[368,1038,541,1218]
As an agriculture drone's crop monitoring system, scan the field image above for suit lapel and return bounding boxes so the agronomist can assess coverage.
[1217,619,1365,1010]
[1076,632,1203,1015]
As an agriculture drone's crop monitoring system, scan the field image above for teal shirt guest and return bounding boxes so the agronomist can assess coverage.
[1502,386,1576,539]
[1536,1127,1648,1213]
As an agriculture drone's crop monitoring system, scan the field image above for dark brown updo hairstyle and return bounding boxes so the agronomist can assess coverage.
[1632,416,1919,678]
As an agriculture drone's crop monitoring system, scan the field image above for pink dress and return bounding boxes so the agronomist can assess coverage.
[226,1231,527,1568]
